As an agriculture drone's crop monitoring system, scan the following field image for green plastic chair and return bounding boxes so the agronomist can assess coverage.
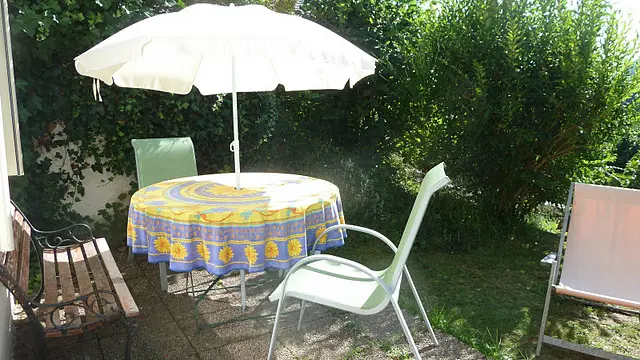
[129,137,198,291]
[267,163,450,360]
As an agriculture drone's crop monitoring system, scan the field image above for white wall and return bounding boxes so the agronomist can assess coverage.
[0,286,9,360]
[0,0,16,356]
[0,0,20,177]
[73,169,133,219]
[36,131,134,220]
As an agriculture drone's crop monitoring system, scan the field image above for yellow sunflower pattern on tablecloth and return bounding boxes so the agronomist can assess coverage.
[196,242,210,262]
[288,239,302,257]
[154,236,171,254]
[128,174,347,274]
[218,246,234,264]
[315,226,327,245]
[245,245,258,265]
[265,241,279,259]
[171,242,188,260]
[127,219,136,243]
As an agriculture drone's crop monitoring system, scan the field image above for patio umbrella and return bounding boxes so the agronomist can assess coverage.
[74,3,376,189]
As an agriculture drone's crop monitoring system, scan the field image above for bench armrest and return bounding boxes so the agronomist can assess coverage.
[34,223,95,249]
[540,252,557,266]
[32,289,120,331]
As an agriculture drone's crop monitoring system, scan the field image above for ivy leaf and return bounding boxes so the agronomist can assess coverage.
[15,79,29,92]
[16,9,41,38]
[30,95,43,110]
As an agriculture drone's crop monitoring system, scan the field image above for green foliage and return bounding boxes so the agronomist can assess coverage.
[8,0,640,253]
[406,0,640,216]
[297,0,423,152]
[7,0,283,230]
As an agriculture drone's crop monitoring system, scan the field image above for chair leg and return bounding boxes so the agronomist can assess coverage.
[390,296,422,360]
[536,261,557,356]
[127,247,134,263]
[267,294,287,360]
[240,270,246,311]
[78,334,91,360]
[403,266,438,345]
[159,262,168,291]
[297,300,307,330]
[32,324,47,360]
[123,317,138,360]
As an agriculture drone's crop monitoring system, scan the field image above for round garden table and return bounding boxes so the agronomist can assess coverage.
[126,173,346,275]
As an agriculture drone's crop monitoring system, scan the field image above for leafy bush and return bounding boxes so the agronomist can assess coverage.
[405,0,640,217]
[9,0,640,252]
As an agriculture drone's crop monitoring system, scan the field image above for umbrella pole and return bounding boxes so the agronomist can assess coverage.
[231,55,241,190]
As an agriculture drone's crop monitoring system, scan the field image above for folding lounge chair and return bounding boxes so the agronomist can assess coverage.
[267,162,450,360]
[537,182,640,359]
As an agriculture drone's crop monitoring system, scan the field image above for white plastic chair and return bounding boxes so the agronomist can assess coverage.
[537,182,640,359]
[266,163,450,360]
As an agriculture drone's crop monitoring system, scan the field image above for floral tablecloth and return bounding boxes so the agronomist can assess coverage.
[127,173,346,275]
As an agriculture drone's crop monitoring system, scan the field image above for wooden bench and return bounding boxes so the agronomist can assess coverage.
[0,201,139,359]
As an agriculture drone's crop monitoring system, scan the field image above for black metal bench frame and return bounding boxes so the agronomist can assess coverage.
[0,200,139,359]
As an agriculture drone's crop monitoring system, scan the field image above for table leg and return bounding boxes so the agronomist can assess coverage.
[240,270,246,311]
[127,247,134,263]
[159,262,168,291]
[193,273,297,331]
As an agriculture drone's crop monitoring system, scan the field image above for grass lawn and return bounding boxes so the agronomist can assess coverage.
[328,219,640,360]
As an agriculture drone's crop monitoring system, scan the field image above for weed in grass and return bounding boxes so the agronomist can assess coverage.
[344,319,364,333]
[341,344,368,360]
[371,335,412,360]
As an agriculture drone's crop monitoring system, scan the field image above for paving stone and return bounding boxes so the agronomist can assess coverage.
[161,289,236,322]
[100,312,197,360]
[136,294,174,325]
[198,333,294,360]
[278,314,364,359]
[124,276,156,303]
[11,253,489,360]
[45,333,103,360]
[178,307,273,350]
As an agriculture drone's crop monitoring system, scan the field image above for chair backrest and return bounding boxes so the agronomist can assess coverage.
[558,183,640,305]
[383,162,450,290]
[131,137,198,188]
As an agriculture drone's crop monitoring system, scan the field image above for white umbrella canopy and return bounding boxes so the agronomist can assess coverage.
[75,3,377,188]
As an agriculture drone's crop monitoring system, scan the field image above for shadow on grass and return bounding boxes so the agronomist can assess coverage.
[327,221,640,360]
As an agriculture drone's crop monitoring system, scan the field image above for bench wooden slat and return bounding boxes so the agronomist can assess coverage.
[41,250,60,328]
[95,238,140,317]
[56,250,80,327]
[70,246,98,319]
[82,241,118,314]
[17,218,31,296]
[6,208,22,283]
[4,201,140,344]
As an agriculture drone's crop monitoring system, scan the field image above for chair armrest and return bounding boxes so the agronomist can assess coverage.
[312,224,396,253]
[34,223,95,249]
[273,254,394,301]
[540,252,557,266]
